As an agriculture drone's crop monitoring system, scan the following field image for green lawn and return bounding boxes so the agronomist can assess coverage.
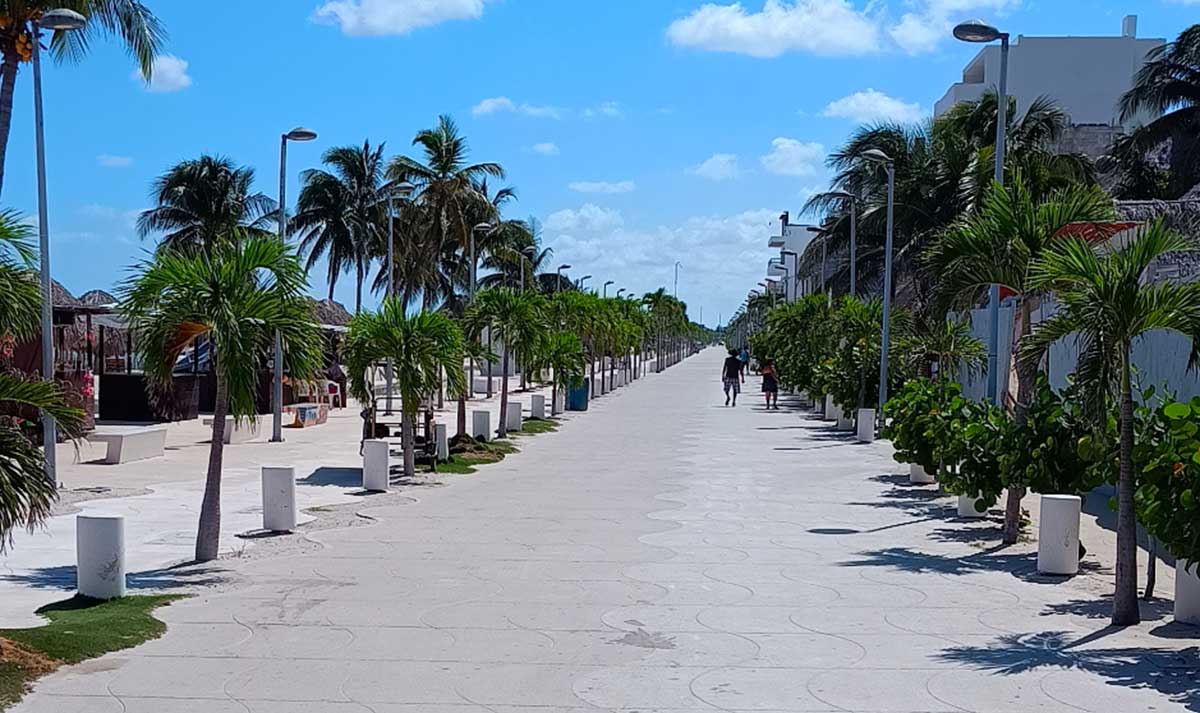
[513,418,559,435]
[0,595,180,710]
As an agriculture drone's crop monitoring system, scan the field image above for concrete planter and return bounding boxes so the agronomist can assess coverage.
[910,462,936,485]
[957,493,986,518]
[472,410,491,440]
[76,513,126,600]
[362,439,389,492]
[261,466,297,532]
[505,402,523,432]
[435,423,449,462]
[530,395,546,420]
[1177,560,1200,625]
[823,395,835,421]
[856,409,876,442]
[836,411,855,431]
[1036,495,1081,575]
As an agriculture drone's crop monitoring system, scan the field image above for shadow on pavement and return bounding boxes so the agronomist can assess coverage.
[299,467,362,487]
[839,545,1107,584]
[0,561,229,592]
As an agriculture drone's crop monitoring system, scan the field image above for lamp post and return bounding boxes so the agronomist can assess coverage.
[603,280,614,298]
[519,246,536,291]
[556,264,571,292]
[829,191,858,297]
[863,148,896,432]
[616,288,626,299]
[674,261,682,298]
[578,275,592,291]
[272,126,318,443]
[781,249,800,303]
[470,222,491,302]
[32,7,87,484]
[955,18,1009,407]
[383,181,414,415]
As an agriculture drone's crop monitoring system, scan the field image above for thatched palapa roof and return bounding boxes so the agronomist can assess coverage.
[79,289,118,307]
[308,298,352,327]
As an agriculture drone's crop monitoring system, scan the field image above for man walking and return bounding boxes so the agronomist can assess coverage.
[723,348,743,406]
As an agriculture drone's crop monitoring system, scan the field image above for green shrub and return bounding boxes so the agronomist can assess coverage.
[1134,395,1200,567]
[1000,376,1103,497]
[883,378,962,476]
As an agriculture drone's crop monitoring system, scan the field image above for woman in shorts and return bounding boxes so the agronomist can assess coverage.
[761,359,779,410]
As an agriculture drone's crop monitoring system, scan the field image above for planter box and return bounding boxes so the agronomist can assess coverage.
[1037,495,1081,575]
[957,493,986,518]
[823,394,835,421]
[836,411,855,431]
[856,409,875,442]
[1177,560,1200,626]
[910,462,936,485]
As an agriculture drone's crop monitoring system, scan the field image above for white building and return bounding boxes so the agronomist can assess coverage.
[935,15,1163,155]
[767,211,818,303]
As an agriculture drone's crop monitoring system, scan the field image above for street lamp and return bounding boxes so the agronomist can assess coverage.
[32,7,86,483]
[556,264,571,292]
[383,181,414,415]
[603,280,614,298]
[470,222,491,302]
[828,191,858,297]
[863,148,896,431]
[674,261,682,298]
[271,126,318,443]
[519,245,537,291]
[617,288,626,299]
[954,18,1009,407]
[578,274,592,290]
[781,249,800,303]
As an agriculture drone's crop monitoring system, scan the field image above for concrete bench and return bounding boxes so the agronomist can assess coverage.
[202,416,261,444]
[89,427,167,464]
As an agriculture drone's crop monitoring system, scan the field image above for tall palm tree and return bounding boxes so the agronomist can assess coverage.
[0,1,165,196]
[1119,24,1200,196]
[0,210,81,551]
[927,176,1116,544]
[120,231,321,562]
[533,331,586,415]
[898,315,986,381]
[1098,134,1173,200]
[293,141,389,311]
[465,288,546,438]
[343,302,466,477]
[1021,221,1200,626]
[137,155,276,254]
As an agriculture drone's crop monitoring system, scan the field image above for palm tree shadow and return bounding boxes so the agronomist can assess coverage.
[937,631,1200,711]
[0,561,228,592]
[840,545,1103,583]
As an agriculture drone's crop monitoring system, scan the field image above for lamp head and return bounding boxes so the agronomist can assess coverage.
[953,20,1003,43]
[392,181,415,198]
[558,264,571,271]
[473,222,492,233]
[38,8,86,30]
[862,148,893,164]
[284,127,318,142]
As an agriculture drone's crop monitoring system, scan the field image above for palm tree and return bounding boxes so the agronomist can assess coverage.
[465,288,547,438]
[293,141,389,311]
[898,316,986,381]
[926,176,1115,544]
[343,302,466,477]
[0,210,81,551]
[0,2,165,196]
[137,155,276,254]
[1021,221,1200,626]
[533,331,587,415]
[120,231,321,562]
[1119,25,1200,196]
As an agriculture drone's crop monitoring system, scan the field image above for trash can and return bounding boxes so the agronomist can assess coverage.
[567,379,590,411]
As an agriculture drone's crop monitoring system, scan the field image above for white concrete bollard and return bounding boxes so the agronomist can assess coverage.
[856,409,876,442]
[910,462,936,485]
[472,410,491,441]
[506,402,523,432]
[1176,560,1200,625]
[261,466,297,532]
[435,423,449,462]
[1037,495,1081,575]
[553,390,566,415]
[957,493,986,518]
[823,394,836,421]
[530,395,546,420]
[362,439,390,491]
[76,513,126,600]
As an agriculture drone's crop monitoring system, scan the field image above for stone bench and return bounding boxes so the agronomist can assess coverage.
[202,416,261,444]
[89,427,167,464]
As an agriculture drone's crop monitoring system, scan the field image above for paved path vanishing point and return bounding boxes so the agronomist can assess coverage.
[14,347,1200,712]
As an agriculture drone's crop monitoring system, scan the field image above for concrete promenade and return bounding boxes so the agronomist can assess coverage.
[11,348,1200,712]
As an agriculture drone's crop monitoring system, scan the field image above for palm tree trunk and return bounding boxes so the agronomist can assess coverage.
[1002,298,1036,545]
[401,410,415,479]
[456,393,467,438]
[1113,350,1141,626]
[195,372,228,562]
[551,381,558,416]
[498,350,510,438]
[0,52,19,198]
[355,259,363,314]
[589,354,596,397]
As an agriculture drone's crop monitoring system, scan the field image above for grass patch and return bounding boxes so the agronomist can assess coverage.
[425,438,522,475]
[513,418,558,435]
[0,595,180,709]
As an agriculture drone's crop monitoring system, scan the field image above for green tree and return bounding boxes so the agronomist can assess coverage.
[533,331,587,415]
[120,232,321,562]
[0,1,166,196]
[465,289,547,438]
[1021,221,1200,626]
[344,302,466,477]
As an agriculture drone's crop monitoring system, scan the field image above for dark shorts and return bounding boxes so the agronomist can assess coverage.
[723,378,741,395]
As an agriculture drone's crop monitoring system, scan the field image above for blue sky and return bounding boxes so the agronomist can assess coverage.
[7,0,1199,326]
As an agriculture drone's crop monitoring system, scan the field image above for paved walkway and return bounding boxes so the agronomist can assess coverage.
[14,348,1200,712]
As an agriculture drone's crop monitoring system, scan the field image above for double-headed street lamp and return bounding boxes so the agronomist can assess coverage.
[33,7,87,483]
[556,264,571,292]
[602,280,614,298]
[272,126,319,443]
[863,148,896,431]
[828,191,858,297]
[955,18,1010,407]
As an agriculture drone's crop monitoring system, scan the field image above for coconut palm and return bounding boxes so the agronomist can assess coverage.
[137,155,277,254]
[533,331,587,415]
[0,1,165,196]
[898,316,986,381]
[1021,221,1200,626]
[120,231,321,562]
[465,288,547,438]
[343,302,466,477]
[293,141,389,311]
[926,176,1116,544]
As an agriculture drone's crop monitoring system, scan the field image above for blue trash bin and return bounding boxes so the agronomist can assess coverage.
[566,379,590,411]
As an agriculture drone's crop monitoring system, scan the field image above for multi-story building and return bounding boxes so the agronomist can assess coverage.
[766,211,819,303]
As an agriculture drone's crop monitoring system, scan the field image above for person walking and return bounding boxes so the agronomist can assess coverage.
[722,348,743,406]
[761,358,779,410]
[738,345,750,382]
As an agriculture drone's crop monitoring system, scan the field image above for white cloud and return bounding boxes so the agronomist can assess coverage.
[568,180,636,194]
[314,0,490,36]
[666,0,1020,58]
[96,154,133,168]
[822,88,925,124]
[545,204,625,234]
[531,142,560,156]
[689,153,741,181]
[134,55,192,93]
[666,0,882,58]
[472,96,563,119]
[584,101,623,118]
[760,138,825,177]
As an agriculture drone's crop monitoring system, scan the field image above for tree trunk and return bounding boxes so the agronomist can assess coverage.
[1002,298,1036,545]
[589,354,596,397]
[1145,536,1158,600]
[0,52,20,198]
[456,393,467,439]
[498,350,510,438]
[354,259,363,314]
[1113,351,1141,626]
[551,382,558,416]
[195,372,228,562]
[401,410,415,479]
